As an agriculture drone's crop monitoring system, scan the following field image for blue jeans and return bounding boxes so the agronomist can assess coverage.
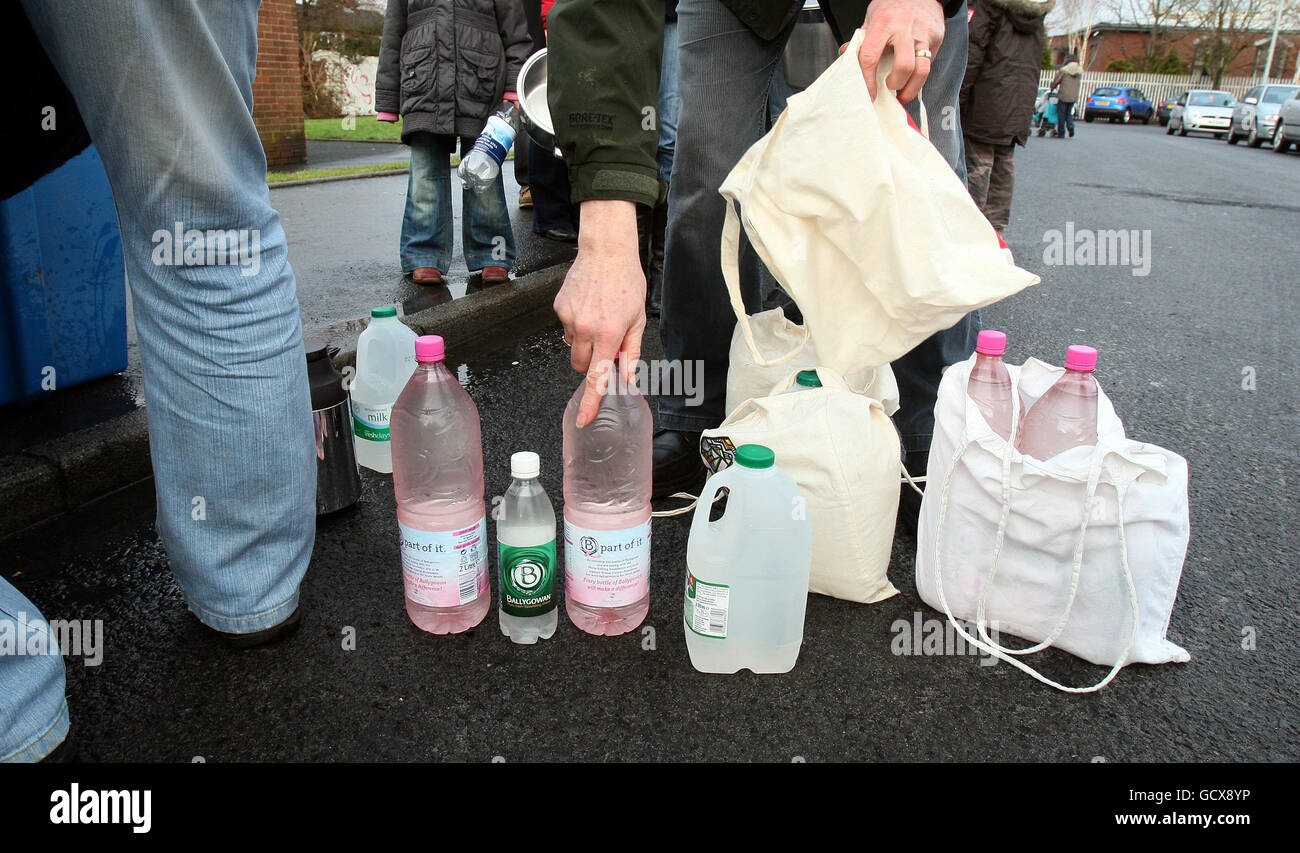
[401,134,517,273]
[1057,100,1076,136]
[7,0,317,760]
[658,19,682,183]
[660,0,977,450]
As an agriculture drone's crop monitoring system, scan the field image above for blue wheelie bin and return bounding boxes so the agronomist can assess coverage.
[0,144,127,406]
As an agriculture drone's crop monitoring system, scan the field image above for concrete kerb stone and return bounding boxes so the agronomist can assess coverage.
[0,261,572,541]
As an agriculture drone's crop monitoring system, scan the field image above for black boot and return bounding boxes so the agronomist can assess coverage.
[652,429,705,499]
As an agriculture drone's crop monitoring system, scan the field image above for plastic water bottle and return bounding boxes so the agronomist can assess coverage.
[967,330,1013,440]
[1015,345,1100,460]
[458,103,517,192]
[497,451,558,644]
[684,444,812,674]
[351,306,417,473]
[562,360,653,636]
[390,335,490,634]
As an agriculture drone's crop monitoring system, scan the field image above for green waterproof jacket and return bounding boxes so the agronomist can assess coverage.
[547,0,963,207]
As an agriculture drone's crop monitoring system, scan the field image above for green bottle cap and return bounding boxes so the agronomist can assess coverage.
[796,370,822,388]
[371,306,397,318]
[735,444,775,470]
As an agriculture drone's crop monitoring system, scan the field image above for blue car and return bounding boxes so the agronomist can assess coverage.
[1083,86,1154,124]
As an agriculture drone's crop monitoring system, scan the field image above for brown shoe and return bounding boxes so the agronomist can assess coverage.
[518,187,533,209]
[412,267,443,284]
[481,265,509,284]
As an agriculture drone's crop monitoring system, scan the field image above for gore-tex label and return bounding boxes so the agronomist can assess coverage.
[563,519,651,607]
[399,516,488,607]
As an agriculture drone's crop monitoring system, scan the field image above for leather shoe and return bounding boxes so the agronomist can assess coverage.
[212,606,302,649]
[652,429,705,499]
[540,227,578,243]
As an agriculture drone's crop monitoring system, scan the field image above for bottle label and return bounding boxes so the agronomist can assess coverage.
[399,516,488,607]
[684,570,730,639]
[563,519,652,607]
[352,399,392,443]
[469,115,515,167]
[498,539,557,617]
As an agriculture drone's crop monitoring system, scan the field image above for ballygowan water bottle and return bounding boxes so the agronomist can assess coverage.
[458,103,517,191]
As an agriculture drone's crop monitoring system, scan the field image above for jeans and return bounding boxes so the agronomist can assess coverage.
[1057,100,1076,136]
[400,133,517,273]
[7,0,317,760]
[658,19,681,183]
[659,0,977,451]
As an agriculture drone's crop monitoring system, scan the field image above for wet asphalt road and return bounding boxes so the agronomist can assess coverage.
[6,121,1299,762]
[276,157,575,334]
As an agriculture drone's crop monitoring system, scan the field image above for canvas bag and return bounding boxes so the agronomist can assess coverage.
[716,30,1040,380]
[725,307,900,417]
[915,355,1191,692]
[701,366,900,604]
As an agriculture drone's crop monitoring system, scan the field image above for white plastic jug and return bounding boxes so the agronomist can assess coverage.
[683,444,812,674]
[351,306,417,473]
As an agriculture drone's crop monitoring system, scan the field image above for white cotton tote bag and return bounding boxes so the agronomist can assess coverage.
[701,367,900,604]
[717,31,1039,378]
[916,355,1191,692]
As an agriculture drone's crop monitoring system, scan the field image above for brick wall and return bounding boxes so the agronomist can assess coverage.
[253,0,306,168]
[1050,30,1300,79]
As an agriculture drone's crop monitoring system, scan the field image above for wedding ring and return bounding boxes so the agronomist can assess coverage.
[562,335,573,347]
[915,49,933,59]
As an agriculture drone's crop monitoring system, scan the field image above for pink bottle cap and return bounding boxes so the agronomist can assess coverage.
[414,335,445,362]
[1065,345,1097,372]
[975,330,1007,356]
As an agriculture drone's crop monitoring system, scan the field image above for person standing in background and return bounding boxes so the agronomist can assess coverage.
[960,0,1053,234]
[515,0,543,209]
[376,0,532,285]
[527,0,579,243]
[1049,52,1082,138]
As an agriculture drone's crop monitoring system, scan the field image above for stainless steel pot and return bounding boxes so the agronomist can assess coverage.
[781,1,839,91]
[517,48,561,158]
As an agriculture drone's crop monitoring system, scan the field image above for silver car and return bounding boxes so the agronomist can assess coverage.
[1271,89,1300,153]
[1228,83,1300,147]
[1167,90,1235,138]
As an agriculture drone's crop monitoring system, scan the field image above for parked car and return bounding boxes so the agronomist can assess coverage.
[1271,89,1300,153]
[1156,94,1181,126]
[1083,86,1154,124]
[1167,90,1236,138]
[1228,83,1300,147]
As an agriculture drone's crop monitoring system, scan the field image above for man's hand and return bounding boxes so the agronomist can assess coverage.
[553,199,646,428]
[857,0,945,103]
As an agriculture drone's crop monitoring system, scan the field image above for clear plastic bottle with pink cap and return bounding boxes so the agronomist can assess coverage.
[562,355,654,636]
[1015,345,1100,460]
[390,334,490,634]
[968,330,1014,440]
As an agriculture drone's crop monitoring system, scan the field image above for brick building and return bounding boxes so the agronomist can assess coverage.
[252,0,306,167]
[1048,23,1300,79]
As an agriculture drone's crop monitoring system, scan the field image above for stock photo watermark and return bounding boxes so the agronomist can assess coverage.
[589,358,704,405]
[1042,222,1152,277]
[0,612,103,666]
[151,222,262,277]
[890,612,1000,666]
